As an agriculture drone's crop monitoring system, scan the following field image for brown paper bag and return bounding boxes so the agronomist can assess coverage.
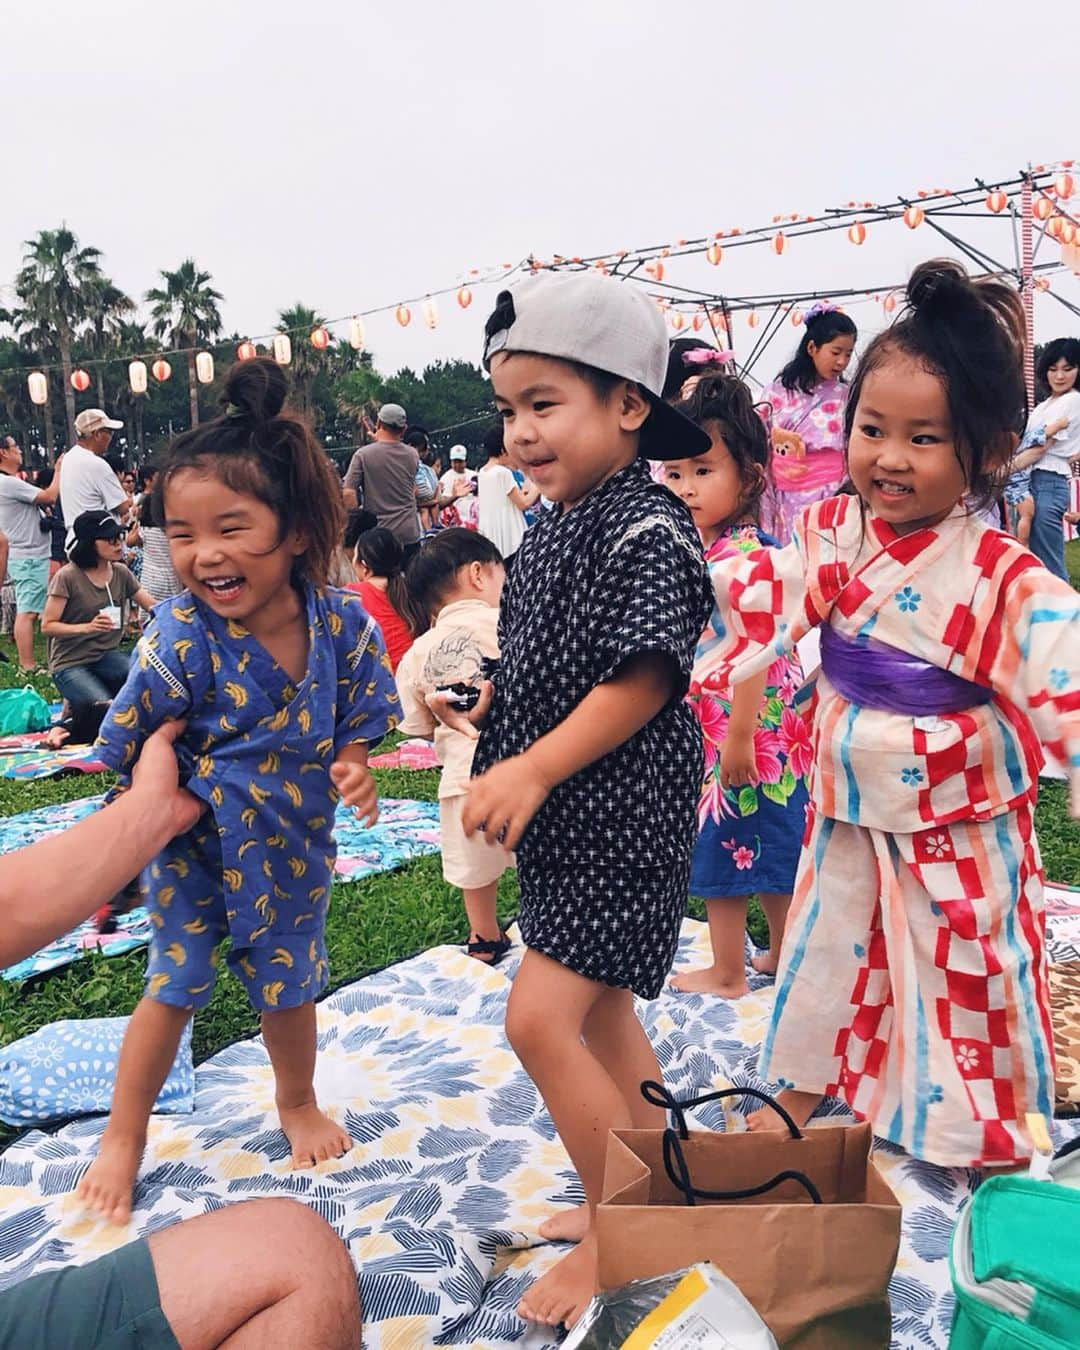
[597,1085,901,1349]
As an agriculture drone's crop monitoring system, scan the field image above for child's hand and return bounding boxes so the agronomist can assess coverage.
[426,680,492,740]
[720,734,758,790]
[462,752,551,850]
[330,759,379,827]
[1047,415,1070,438]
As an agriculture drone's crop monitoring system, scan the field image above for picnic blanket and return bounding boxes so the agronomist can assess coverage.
[0,744,107,779]
[0,797,440,983]
[2,902,1079,1349]
[370,738,441,771]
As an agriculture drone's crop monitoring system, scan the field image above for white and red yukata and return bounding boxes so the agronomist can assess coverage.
[709,494,1080,1166]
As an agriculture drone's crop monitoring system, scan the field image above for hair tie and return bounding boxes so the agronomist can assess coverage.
[224,403,247,420]
[803,302,840,326]
[682,348,735,369]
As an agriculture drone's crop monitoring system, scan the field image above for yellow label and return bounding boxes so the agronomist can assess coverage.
[621,1266,709,1349]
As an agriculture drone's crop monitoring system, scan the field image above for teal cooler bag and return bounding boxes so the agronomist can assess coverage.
[0,686,51,735]
[950,1137,1080,1347]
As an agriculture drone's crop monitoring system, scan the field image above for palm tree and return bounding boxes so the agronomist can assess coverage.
[276,304,333,422]
[15,227,105,446]
[145,260,224,428]
[81,277,135,407]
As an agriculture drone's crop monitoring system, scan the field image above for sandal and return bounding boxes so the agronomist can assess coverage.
[466,932,512,965]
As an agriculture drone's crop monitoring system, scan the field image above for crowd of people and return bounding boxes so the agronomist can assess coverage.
[0,258,1078,1344]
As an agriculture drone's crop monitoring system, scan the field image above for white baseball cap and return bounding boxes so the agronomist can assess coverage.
[482,272,710,460]
[74,409,123,435]
[449,444,467,460]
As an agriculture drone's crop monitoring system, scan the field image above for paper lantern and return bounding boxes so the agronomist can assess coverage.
[27,371,48,405]
[903,205,925,229]
[747,311,760,329]
[790,309,804,326]
[309,326,330,351]
[195,351,214,384]
[272,335,292,365]
[349,317,365,350]
[985,189,1008,214]
[151,358,171,383]
[1047,215,1066,240]
[1034,197,1054,221]
[653,260,665,282]
[457,286,472,309]
[71,368,90,392]
[705,243,722,266]
[883,294,897,314]
[422,296,438,330]
[1034,276,1051,292]
[691,314,704,332]
[129,360,148,394]
[1055,172,1075,199]
[1061,222,1078,246]
[237,341,257,361]
[847,222,866,246]
[395,305,411,328]
[771,232,787,255]
[670,313,685,332]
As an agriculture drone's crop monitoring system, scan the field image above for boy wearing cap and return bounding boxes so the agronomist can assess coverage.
[437,272,713,1329]
[62,408,130,555]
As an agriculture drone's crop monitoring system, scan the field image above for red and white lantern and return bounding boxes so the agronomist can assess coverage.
[237,341,257,361]
[71,368,90,393]
[310,327,330,350]
[152,358,171,383]
[847,221,866,246]
[395,305,411,328]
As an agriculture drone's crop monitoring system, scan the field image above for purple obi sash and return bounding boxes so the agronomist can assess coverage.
[820,624,994,716]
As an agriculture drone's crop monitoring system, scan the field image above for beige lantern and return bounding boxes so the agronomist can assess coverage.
[195,351,214,384]
[272,335,292,365]
[349,317,365,350]
[129,360,148,395]
[27,371,48,405]
[422,296,439,330]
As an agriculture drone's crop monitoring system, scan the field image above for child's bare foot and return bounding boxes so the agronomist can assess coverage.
[278,1100,353,1168]
[669,965,749,998]
[518,1231,598,1328]
[750,951,779,976]
[538,1201,589,1243]
[75,1128,144,1224]
[746,1088,822,1132]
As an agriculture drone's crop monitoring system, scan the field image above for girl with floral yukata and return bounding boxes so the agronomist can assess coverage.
[711,260,1080,1168]
[77,359,398,1223]
[664,375,810,998]
[761,303,857,543]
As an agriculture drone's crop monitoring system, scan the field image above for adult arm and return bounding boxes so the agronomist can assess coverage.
[133,586,158,614]
[342,452,362,512]
[0,530,7,582]
[41,590,110,638]
[0,720,203,966]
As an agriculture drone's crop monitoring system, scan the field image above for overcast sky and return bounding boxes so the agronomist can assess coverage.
[4,0,1078,386]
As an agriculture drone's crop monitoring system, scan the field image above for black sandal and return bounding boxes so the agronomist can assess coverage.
[466,933,512,965]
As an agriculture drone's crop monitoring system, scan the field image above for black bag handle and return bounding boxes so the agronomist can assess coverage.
[662,1126,823,1208]
[641,1079,804,1141]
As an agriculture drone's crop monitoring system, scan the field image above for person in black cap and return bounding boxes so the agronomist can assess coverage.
[41,510,156,717]
[433,270,713,1330]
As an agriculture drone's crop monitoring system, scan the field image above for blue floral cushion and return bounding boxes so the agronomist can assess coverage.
[0,1017,194,1125]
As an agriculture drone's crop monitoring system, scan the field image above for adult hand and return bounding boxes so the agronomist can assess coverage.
[453,479,473,499]
[88,613,115,634]
[329,760,379,827]
[720,733,759,790]
[462,751,551,850]
[426,681,492,740]
[130,720,203,837]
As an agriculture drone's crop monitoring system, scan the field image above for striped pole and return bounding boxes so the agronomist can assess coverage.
[1021,174,1035,405]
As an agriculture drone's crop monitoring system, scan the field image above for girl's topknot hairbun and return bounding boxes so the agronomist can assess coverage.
[223,357,287,425]
[906,258,971,315]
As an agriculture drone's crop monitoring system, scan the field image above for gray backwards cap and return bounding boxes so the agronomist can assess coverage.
[482,272,710,460]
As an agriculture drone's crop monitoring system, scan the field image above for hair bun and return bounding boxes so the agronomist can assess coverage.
[906,259,972,316]
[223,356,287,424]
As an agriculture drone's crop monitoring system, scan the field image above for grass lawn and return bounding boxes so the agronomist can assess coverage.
[0,542,1077,1115]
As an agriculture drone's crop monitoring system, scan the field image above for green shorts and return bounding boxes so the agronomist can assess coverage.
[8,557,48,614]
[0,1236,179,1350]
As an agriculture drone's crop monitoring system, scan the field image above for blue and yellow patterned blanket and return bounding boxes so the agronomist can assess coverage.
[2,908,1079,1348]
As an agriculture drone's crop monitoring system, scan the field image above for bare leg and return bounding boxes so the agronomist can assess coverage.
[261,1002,352,1169]
[462,880,502,962]
[13,611,36,670]
[1017,497,1035,547]
[75,997,191,1224]
[670,898,750,996]
[750,891,791,975]
[507,950,631,1328]
[746,1088,823,1132]
[540,986,664,1243]
[151,1198,361,1350]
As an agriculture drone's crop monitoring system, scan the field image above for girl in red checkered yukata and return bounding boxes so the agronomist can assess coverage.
[708,259,1080,1167]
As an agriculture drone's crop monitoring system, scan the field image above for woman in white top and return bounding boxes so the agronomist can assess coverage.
[1027,338,1080,580]
[476,432,539,569]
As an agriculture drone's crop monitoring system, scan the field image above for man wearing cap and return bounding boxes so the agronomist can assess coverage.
[0,435,63,671]
[61,409,131,554]
[437,444,479,529]
[342,404,422,559]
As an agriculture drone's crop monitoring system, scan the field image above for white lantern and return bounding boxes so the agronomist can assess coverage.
[349,317,365,350]
[128,360,148,395]
[272,335,292,366]
[27,371,48,405]
[422,296,439,330]
[195,351,214,384]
